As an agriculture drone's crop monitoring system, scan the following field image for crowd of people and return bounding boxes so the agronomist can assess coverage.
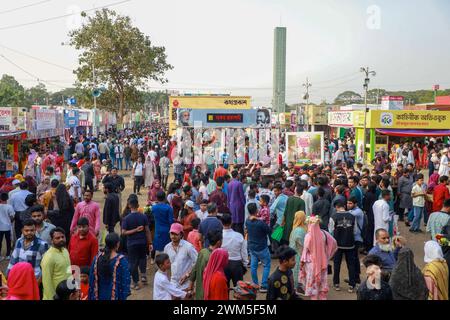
[1,124,450,301]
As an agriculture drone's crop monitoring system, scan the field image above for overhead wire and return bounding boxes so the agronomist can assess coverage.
[0,0,132,31]
[0,0,52,15]
[0,53,68,89]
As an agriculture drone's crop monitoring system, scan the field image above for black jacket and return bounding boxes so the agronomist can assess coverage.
[331,211,356,249]
[103,192,120,226]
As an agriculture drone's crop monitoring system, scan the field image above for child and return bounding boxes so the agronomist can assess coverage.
[80,266,90,300]
[266,245,300,300]
[153,253,192,300]
[195,199,209,221]
[258,194,270,226]
[187,218,202,252]
[357,255,393,300]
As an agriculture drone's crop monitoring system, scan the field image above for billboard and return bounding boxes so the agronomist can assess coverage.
[286,132,324,165]
[0,107,26,132]
[368,110,449,129]
[34,109,56,130]
[381,96,404,110]
[64,110,79,128]
[169,96,251,134]
[176,108,270,128]
[328,111,365,127]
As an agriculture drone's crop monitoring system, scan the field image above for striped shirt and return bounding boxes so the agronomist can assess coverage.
[7,236,49,279]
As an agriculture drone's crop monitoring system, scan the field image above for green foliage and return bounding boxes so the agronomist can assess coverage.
[334,90,363,105]
[68,8,173,123]
[25,83,49,105]
[0,74,26,108]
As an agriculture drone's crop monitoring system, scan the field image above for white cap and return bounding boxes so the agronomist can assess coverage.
[12,179,20,185]
[185,200,195,208]
[300,174,309,181]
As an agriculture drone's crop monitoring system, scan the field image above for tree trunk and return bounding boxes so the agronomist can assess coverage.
[118,89,124,124]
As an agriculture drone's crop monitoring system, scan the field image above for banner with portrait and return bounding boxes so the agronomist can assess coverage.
[176,108,271,128]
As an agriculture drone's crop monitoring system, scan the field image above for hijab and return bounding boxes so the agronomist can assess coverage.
[423,240,449,300]
[148,180,162,202]
[301,217,328,283]
[202,248,229,300]
[389,248,428,300]
[292,211,307,231]
[6,262,40,300]
[427,172,440,192]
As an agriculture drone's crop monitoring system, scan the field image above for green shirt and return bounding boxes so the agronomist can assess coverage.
[189,248,211,300]
[41,246,71,300]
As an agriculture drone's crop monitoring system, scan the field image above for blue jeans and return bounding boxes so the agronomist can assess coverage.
[250,247,271,289]
[407,208,414,222]
[116,158,123,170]
[411,206,424,231]
[125,157,131,170]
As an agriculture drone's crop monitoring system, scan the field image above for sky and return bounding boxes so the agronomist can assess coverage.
[0,0,449,107]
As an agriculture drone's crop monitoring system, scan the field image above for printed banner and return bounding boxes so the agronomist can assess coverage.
[35,109,56,130]
[286,132,324,165]
[64,110,79,128]
[368,110,450,129]
[0,107,26,132]
[176,108,271,128]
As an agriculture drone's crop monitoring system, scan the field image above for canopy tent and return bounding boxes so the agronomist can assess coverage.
[375,129,450,137]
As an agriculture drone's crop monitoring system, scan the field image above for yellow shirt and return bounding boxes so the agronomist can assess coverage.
[41,247,71,300]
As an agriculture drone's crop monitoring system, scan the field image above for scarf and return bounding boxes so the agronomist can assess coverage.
[389,248,428,300]
[423,260,449,300]
[301,220,328,283]
[423,240,449,300]
[149,180,162,202]
[6,262,40,300]
[203,248,229,300]
[427,173,440,192]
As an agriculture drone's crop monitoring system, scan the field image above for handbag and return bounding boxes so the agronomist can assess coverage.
[271,225,284,242]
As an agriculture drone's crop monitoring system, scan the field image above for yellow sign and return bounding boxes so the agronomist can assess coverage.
[307,106,327,125]
[169,96,251,134]
[368,110,450,129]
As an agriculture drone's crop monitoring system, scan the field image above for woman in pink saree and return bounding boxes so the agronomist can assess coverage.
[299,215,337,300]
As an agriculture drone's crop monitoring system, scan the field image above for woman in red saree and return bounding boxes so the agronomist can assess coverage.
[203,248,229,300]
[4,262,40,300]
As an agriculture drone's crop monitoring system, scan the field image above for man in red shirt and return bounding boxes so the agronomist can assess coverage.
[432,176,450,213]
[213,163,228,181]
[69,217,99,268]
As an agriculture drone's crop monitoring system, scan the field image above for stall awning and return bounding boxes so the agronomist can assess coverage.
[376,129,450,137]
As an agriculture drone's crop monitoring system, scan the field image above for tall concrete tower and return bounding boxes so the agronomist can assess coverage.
[273,27,287,115]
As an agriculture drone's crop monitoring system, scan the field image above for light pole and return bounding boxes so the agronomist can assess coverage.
[302,78,312,132]
[360,66,376,164]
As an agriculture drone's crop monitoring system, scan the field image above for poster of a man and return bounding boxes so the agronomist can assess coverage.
[256,109,271,126]
[177,109,192,126]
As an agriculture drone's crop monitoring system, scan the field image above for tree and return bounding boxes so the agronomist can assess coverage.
[68,8,173,124]
[334,91,363,105]
[25,83,49,105]
[0,74,26,108]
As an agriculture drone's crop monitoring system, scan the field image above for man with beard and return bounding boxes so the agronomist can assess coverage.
[7,219,49,282]
[31,205,56,246]
[41,227,72,300]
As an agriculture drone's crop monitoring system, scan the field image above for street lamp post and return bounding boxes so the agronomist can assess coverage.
[302,78,312,132]
[360,66,376,164]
